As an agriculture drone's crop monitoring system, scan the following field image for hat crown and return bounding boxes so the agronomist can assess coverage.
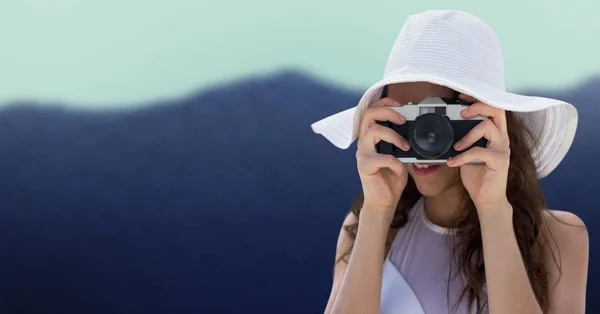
[385,10,506,90]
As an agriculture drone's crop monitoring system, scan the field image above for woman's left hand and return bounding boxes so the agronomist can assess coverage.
[446,94,511,213]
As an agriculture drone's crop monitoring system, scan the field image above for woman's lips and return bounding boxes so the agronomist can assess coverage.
[411,164,441,176]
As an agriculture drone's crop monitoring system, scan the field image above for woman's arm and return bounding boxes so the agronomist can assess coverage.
[479,204,544,314]
[479,204,588,314]
[324,209,391,314]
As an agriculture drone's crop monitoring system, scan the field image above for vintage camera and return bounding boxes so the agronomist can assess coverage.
[376,89,487,164]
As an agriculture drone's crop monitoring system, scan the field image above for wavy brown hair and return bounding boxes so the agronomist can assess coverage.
[336,111,562,313]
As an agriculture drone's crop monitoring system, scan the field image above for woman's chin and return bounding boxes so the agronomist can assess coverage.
[409,164,460,197]
[415,183,448,197]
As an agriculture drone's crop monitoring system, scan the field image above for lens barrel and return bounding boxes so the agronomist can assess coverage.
[409,113,454,159]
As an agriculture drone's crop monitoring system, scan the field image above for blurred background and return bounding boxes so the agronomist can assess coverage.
[0,1,598,313]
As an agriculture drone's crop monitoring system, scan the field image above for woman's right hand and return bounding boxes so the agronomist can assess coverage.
[356,97,411,216]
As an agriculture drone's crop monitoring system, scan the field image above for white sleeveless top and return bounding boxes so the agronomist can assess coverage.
[380,198,488,314]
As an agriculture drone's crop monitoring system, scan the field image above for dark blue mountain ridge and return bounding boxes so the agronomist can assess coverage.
[0,69,596,314]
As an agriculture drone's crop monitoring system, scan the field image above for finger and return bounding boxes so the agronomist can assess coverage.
[446,147,505,170]
[359,97,403,137]
[359,107,406,138]
[358,123,410,153]
[459,100,508,135]
[357,153,406,177]
[369,97,402,108]
[454,119,504,151]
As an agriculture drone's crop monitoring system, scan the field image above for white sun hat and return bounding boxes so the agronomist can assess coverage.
[310,10,578,178]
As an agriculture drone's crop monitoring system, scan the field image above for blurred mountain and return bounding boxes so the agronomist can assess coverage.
[0,70,596,314]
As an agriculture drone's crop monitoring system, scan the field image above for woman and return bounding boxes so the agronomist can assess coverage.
[310,10,588,314]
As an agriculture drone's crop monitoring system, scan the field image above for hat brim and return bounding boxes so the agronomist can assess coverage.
[311,72,578,178]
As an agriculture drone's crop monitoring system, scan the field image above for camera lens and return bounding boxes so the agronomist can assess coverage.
[409,113,454,159]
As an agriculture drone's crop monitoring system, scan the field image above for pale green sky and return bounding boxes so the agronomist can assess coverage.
[1,0,599,108]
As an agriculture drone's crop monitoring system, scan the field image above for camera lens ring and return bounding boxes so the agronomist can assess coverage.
[408,113,454,159]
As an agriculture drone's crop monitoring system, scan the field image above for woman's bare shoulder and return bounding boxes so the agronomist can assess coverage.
[543,209,587,236]
[541,209,588,312]
[541,209,587,253]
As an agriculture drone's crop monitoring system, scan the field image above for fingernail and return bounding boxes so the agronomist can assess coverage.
[447,159,455,166]
[454,140,462,150]
[461,108,470,116]
[404,142,411,150]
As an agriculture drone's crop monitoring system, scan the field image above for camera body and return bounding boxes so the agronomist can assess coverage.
[376,96,487,164]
